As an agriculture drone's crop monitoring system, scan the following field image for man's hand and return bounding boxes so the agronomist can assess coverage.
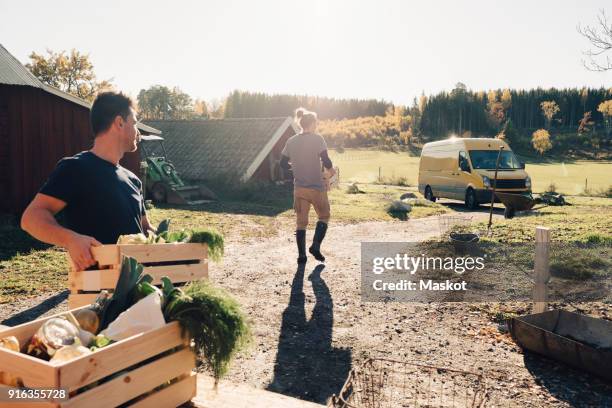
[65,232,102,271]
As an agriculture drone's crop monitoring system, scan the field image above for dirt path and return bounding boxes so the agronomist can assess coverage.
[2,212,611,407]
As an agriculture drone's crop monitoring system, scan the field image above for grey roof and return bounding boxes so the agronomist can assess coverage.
[0,43,41,87]
[144,118,297,181]
[0,43,160,135]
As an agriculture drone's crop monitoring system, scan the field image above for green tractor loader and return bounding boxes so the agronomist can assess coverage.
[139,135,216,205]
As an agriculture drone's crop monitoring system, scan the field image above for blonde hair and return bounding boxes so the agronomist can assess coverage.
[295,107,317,131]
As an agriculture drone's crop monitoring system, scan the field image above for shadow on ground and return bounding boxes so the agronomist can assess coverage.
[1,290,68,326]
[438,200,506,216]
[523,351,612,407]
[151,182,294,217]
[267,264,351,404]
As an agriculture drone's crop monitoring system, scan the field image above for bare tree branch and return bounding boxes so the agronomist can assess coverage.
[578,9,612,71]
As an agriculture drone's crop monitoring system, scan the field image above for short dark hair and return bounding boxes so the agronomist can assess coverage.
[90,92,134,135]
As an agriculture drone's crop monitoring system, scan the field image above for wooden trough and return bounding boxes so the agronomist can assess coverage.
[68,243,208,309]
[0,307,196,407]
[509,310,612,382]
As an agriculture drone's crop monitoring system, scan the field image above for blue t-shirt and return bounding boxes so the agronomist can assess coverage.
[39,151,145,244]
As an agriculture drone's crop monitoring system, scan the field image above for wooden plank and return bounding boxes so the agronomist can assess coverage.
[143,263,208,284]
[192,375,325,408]
[68,293,99,309]
[70,269,120,292]
[119,243,206,263]
[62,348,195,408]
[533,226,551,314]
[128,372,197,408]
[70,262,207,292]
[91,243,206,265]
[0,348,58,389]
[58,322,185,391]
[90,245,120,267]
[0,306,89,346]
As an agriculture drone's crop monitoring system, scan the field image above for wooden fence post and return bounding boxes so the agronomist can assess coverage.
[533,226,551,313]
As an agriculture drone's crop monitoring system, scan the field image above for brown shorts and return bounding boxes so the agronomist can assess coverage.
[294,187,331,230]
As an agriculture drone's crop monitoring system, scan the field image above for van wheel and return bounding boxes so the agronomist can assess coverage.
[425,186,436,202]
[465,188,479,210]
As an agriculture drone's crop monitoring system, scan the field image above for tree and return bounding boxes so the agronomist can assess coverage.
[137,85,194,120]
[577,111,595,134]
[501,89,512,111]
[540,101,560,129]
[578,9,612,71]
[498,119,519,146]
[599,99,612,131]
[193,99,209,118]
[26,49,112,101]
[532,129,552,155]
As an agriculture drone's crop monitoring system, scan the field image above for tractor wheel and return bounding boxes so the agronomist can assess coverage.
[151,183,167,203]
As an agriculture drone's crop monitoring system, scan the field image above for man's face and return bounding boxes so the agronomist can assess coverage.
[120,108,140,153]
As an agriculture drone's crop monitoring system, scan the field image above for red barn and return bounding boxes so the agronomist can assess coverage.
[0,44,159,214]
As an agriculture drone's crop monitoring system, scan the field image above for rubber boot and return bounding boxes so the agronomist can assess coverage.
[296,230,307,264]
[309,221,328,262]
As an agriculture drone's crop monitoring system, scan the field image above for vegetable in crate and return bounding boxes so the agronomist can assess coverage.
[98,256,148,330]
[27,318,81,359]
[163,278,251,383]
[0,336,22,387]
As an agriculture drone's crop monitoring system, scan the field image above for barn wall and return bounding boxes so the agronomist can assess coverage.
[0,87,9,212]
[0,85,144,215]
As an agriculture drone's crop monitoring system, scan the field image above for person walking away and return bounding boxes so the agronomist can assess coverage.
[280,108,335,264]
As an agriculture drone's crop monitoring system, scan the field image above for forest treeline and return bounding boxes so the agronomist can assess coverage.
[419,84,611,138]
[223,90,392,120]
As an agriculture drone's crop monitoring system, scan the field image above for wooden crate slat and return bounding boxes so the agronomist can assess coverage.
[90,245,120,266]
[117,243,206,263]
[0,349,58,389]
[70,269,120,292]
[61,348,195,408]
[0,306,89,346]
[58,321,184,391]
[127,372,197,408]
[68,293,99,309]
[143,262,208,284]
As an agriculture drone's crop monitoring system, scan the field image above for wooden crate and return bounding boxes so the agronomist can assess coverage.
[0,308,196,407]
[68,243,208,309]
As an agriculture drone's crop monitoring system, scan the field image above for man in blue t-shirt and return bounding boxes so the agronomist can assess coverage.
[21,92,153,271]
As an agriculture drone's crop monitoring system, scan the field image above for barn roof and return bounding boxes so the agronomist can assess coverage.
[0,43,160,135]
[144,117,298,182]
[0,43,41,87]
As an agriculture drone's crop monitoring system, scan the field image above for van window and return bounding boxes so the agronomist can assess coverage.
[469,150,522,169]
[459,151,470,171]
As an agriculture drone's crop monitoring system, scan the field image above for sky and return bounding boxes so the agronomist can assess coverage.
[1,0,610,105]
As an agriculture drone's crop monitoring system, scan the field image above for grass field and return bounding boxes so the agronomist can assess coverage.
[330,149,612,195]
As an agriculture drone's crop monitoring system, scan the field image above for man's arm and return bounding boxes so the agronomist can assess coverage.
[21,193,101,270]
[141,214,155,235]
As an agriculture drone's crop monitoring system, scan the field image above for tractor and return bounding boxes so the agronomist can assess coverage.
[139,135,216,205]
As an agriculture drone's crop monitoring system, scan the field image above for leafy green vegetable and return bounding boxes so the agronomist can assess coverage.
[98,257,145,330]
[156,219,171,235]
[189,229,224,262]
[134,281,164,304]
[163,279,251,382]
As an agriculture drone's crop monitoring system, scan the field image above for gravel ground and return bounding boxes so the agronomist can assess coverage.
[2,213,611,407]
